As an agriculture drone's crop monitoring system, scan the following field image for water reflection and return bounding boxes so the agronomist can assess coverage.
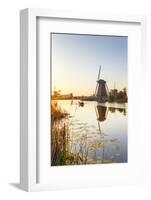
[95,105,127,163]
[96,105,126,122]
[108,107,127,115]
[51,100,128,166]
[95,105,107,122]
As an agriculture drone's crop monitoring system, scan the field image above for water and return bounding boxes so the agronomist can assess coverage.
[51,100,128,165]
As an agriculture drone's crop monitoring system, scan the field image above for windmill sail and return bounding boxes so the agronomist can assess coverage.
[97,65,101,81]
[94,82,98,96]
[95,65,101,96]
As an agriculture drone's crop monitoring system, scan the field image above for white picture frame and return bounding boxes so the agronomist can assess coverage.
[20,8,147,192]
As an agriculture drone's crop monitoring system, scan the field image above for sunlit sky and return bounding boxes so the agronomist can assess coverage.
[51,33,128,96]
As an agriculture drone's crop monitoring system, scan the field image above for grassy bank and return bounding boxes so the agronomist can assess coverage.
[51,101,90,166]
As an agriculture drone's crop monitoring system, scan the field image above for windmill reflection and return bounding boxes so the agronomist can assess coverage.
[95,105,108,122]
[96,105,126,121]
[95,105,126,163]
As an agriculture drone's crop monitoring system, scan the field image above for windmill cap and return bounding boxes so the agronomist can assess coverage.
[97,79,106,83]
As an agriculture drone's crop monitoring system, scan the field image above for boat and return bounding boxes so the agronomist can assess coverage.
[78,101,84,107]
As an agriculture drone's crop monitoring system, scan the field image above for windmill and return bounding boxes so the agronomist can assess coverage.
[95,65,109,103]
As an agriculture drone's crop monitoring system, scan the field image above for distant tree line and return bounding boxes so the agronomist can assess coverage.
[52,88,128,103]
[108,88,127,103]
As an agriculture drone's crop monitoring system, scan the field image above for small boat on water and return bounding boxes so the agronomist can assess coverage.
[78,101,84,107]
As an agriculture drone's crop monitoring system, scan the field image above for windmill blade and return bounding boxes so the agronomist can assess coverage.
[97,65,101,80]
[94,83,98,96]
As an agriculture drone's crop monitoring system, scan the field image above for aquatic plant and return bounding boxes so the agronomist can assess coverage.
[51,101,68,122]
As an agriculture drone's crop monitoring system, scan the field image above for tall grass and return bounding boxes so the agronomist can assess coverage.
[51,101,90,166]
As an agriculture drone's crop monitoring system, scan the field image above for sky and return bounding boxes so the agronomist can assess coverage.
[51,33,128,96]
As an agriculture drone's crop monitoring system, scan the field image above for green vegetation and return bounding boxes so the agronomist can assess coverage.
[51,120,90,166]
[108,88,127,103]
[80,95,97,101]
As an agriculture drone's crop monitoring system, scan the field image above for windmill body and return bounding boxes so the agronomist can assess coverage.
[95,66,108,103]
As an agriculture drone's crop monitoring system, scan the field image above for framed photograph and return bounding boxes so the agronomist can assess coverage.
[20,8,147,191]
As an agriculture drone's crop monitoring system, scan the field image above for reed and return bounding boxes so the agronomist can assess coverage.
[51,101,68,122]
